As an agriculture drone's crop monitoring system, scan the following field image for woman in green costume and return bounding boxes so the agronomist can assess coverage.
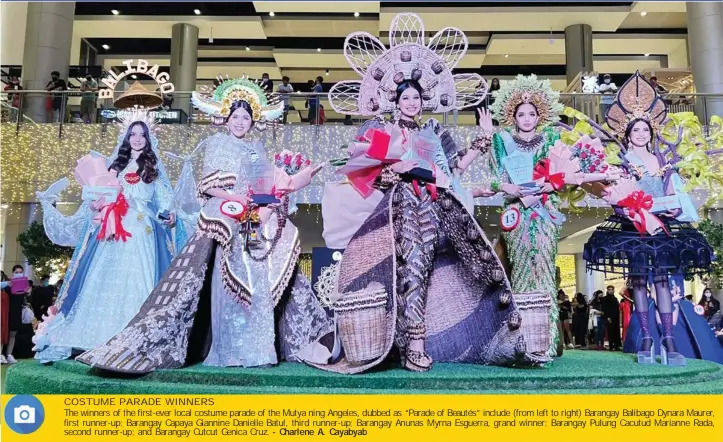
[474,75,617,357]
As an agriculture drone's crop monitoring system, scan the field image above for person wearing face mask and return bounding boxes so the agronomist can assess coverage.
[80,74,98,123]
[45,71,67,123]
[306,13,549,374]
[2,265,30,364]
[78,77,330,373]
[474,75,618,358]
[32,108,185,363]
[4,76,23,122]
[699,288,720,322]
[598,74,617,121]
[30,274,54,321]
[583,72,718,367]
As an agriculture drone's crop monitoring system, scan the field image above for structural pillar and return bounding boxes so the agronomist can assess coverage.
[564,24,594,86]
[686,2,723,120]
[574,253,605,299]
[21,2,75,123]
[170,23,199,117]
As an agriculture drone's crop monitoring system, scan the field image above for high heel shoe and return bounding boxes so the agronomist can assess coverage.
[660,336,686,367]
[637,336,655,364]
[403,348,432,372]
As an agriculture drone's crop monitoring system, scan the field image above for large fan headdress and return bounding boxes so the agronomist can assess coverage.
[328,12,487,116]
[490,74,565,128]
[191,75,284,126]
[605,71,667,139]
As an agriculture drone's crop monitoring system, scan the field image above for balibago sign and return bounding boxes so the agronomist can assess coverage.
[99,59,176,100]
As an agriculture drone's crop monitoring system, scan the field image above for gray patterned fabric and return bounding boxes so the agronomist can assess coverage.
[305,184,550,374]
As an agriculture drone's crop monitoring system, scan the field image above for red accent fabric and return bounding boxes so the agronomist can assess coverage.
[618,190,655,235]
[533,159,566,191]
[364,129,392,161]
[97,193,132,242]
[620,299,632,341]
[411,180,437,201]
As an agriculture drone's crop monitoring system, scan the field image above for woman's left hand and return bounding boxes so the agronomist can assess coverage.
[539,183,556,194]
[163,212,177,228]
[660,208,681,218]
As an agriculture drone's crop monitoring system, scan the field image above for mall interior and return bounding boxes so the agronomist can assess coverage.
[2,1,723,299]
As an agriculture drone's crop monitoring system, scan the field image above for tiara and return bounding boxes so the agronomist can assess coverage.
[191,75,283,125]
[328,12,487,116]
[115,106,159,135]
[490,74,564,128]
[605,71,667,138]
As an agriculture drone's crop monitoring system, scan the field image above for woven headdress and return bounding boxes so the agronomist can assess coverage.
[328,12,487,116]
[490,74,564,128]
[191,75,283,126]
[605,71,667,139]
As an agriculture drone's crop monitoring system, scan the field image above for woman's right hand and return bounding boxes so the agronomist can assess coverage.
[226,193,250,205]
[500,183,523,198]
[90,197,107,211]
[477,108,494,134]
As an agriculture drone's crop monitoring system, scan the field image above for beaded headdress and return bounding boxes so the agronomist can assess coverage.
[328,12,487,116]
[490,74,564,128]
[191,75,283,126]
[605,71,667,138]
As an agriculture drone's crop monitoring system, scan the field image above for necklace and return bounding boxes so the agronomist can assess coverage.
[512,132,543,152]
[397,119,420,131]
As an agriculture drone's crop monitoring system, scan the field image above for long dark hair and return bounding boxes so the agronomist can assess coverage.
[394,80,423,105]
[109,121,158,184]
[575,292,587,306]
[226,100,255,126]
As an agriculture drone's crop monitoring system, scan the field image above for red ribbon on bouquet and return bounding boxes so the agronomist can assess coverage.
[96,193,132,242]
[533,159,566,191]
[618,190,668,236]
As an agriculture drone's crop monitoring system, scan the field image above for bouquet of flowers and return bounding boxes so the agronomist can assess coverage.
[274,150,311,176]
[570,135,608,174]
[74,154,131,242]
[604,178,666,236]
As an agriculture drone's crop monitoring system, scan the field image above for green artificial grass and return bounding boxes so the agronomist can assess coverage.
[6,351,723,395]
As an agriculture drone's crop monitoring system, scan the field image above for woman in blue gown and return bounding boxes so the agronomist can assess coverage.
[32,109,186,362]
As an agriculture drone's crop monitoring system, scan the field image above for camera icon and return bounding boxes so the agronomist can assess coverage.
[14,405,36,424]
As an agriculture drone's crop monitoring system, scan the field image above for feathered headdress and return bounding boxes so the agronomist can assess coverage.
[191,75,284,126]
[328,12,487,116]
[490,74,564,128]
[605,71,667,139]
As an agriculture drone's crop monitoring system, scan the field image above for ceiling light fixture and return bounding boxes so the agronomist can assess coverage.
[102,44,110,50]
[245,46,250,51]
[504,54,509,58]
[111,9,119,15]
[269,11,275,17]
[644,53,650,57]
[354,12,360,17]
[194,9,201,15]
[131,75,138,79]
[325,69,330,75]
[317,48,322,52]
[640,11,647,16]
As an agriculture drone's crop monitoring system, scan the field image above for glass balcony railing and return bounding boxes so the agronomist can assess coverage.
[2,90,721,128]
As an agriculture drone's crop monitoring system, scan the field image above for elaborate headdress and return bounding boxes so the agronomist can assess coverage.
[115,105,158,137]
[328,12,487,116]
[605,71,667,139]
[191,75,283,126]
[490,74,564,128]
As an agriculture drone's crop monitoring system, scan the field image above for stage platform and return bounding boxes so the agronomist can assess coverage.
[6,351,723,395]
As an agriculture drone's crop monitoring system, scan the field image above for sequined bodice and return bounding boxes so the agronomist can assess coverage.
[626,152,666,198]
[202,133,262,192]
